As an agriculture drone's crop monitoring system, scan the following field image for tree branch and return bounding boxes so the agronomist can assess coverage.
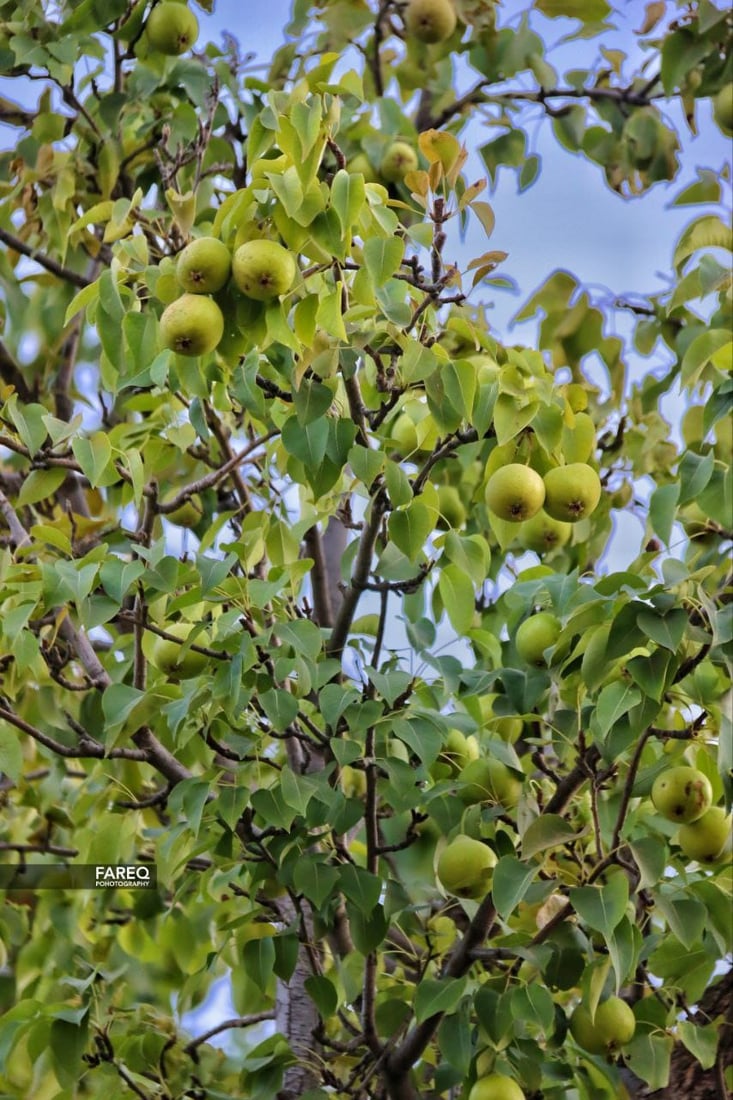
[326,489,388,659]
[0,225,90,288]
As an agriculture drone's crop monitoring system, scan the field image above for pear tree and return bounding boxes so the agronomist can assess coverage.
[0,2,730,1100]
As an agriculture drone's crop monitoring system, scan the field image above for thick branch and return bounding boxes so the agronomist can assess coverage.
[326,490,388,659]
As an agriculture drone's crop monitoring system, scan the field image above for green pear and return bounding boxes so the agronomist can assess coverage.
[515,612,560,667]
[380,141,419,183]
[468,1074,526,1100]
[150,623,209,679]
[570,997,635,1054]
[651,765,713,823]
[437,485,466,530]
[232,239,296,301]
[542,463,601,523]
[518,510,572,555]
[431,728,479,780]
[713,84,733,136]
[163,492,204,528]
[677,806,731,862]
[437,835,497,898]
[349,153,380,184]
[404,0,457,43]
[146,2,198,55]
[458,757,523,808]
[176,237,231,294]
[485,463,545,523]
[159,294,224,356]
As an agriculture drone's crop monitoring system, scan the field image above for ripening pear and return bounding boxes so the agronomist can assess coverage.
[437,485,466,530]
[176,237,231,294]
[159,294,224,356]
[515,612,561,667]
[542,463,601,523]
[437,835,497,898]
[380,141,419,183]
[431,728,479,780]
[651,765,713,823]
[468,1074,526,1100]
[713,84,733,136]
[404,0,457,43]
[519,510,572,555]
[570,997,636,1054]
[677,807,731,862]
[349,152,380,184]
[150,623,210,679]
[146,2,198,55]
[562,411,596,464]
[485,464,545,522]
[232,239,296,301]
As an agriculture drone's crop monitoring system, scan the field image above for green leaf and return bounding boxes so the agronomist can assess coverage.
[6,399,48,455]
[388,500,433,561]
[677,1020,718,1071]
[593,681,642,739]
[625,1032,673,1090]
[305,974,338,1017]
[282,415,329,470]
[521,814,578,860]
[16,467,67,507]
[414,977,467,1024]
[636,608,687,651]
[101,684,145,733]
[260,689,299,733]
[607,915,642,991]
[438,565,475,636]
[338,865,382,912]
[649,482,680,545]
[534,0,611,18]
[569,876,628,938]
[72,432,114,487]
[491,856,537,921]
[293,858,340,910]
[243,936,275,993]
[0,723,23,782]
[363,237,404,286]
[331,169,365,234]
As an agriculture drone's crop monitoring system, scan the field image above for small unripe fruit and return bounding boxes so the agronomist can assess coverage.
[163,493,204,528]
[677,807,731,862]
[485,464,545,523]
[159,294,224,356]
[176,237,231,294]
[404,0,457,43]
[518,510,572,554]
[515,612,561,667]
[232,239,296,301]
[458,757,523,808]
[570,997,636,1054]
[380,141,419,183]
[437,835,497,898]
[543,463,601,523]
[651,765,713,824]
[146,2,198,55]
[468,1074,526,1100]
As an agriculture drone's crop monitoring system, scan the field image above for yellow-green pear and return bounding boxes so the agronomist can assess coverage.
[651,765,713,823]
[570,997,635,1054]
[677,807,731,862]
[349,153,380,184]
[437,485,466,529]
[380,141,419,183]
[150,623,209,679]
[485,464,545,523]
[543,463,601,523]
[431,728,479,780]
[176,237,231,294]
[159,294,224,356]
[519,510,572,555]
[437,835,497,898]
[232,239,296,301]
[515,612,561,667]
[404,0,457,43]
[146,2,198,55]
[468,1074,526,1100]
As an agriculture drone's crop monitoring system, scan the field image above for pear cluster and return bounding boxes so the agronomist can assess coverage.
[485,461,602,526]
[158,235,296,356]
[652,764,730,862]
